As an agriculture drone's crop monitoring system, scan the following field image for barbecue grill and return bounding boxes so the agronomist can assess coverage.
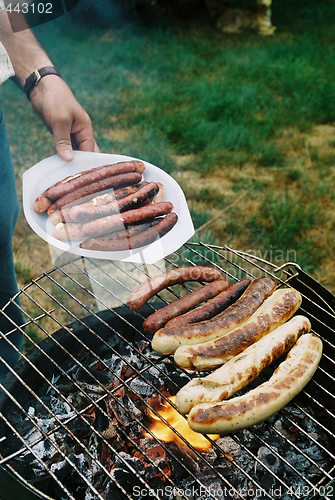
[0,243,334,500]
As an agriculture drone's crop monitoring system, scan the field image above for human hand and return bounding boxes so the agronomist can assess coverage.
[29,74,99,161]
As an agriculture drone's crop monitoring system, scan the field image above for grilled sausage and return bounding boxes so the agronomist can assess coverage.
[33,194,53,213]
[188,333,322,435]
[174,288,302,371]
[127,266,223,311]
[176,315,310,414]
[151,182,165,203]
[52,223,82,241]
[47,172,143,215]
[69,182,159,222]
[165,278,251,329]
[76,181,148,208]
[49,207,72,226]
[80,212,178,251]
[81,201,173,238]
[143,279,231,334]
[49,182,148,225]
[33,161,146,214]
[151,277,277,355]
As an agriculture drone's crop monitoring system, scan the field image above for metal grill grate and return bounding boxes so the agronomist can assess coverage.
[0,243,334,500]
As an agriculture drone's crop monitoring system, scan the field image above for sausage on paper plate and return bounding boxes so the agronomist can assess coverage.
[151,277,277,355]
[49,182,148,226]
[69,182,159,222]
[80,212,178,251]
[81,201,173,238]
[33,160,145,213]
[151,182,165,204]
[142,279,231,334]
[188,333,322,435]
[175,315,310,414]
[174,288,302,370]
[52,223,82,241]
[165,278,251,329]
[127,266,223,311]
[47,172,143,215]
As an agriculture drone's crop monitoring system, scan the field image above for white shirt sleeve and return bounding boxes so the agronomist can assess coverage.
[0,0,15,84]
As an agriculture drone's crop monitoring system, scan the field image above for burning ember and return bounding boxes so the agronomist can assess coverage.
[147,396,220,451]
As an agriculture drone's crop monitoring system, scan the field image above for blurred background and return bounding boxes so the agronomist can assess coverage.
[1,0,334,345]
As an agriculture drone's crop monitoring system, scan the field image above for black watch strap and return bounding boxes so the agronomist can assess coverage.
[24,66,62,100]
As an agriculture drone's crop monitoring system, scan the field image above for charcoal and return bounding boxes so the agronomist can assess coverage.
[128,376,155,396]
[166,441,199,476]
[143,462,161,481]
[28,434,59,462]
[105,468,143,500]
[84,488,102,500]
[284,449,311,472]
[64,414,94,440]
[72,364,110,389]
[142,364,166,389]
[114,450,145,475]
[127,420,144,439]
[147,476,170,498]
[256,446,281,475]
[93,402,110,433]
[107,394,142,426]
[87,432,103,477]
[163,369,192,393]
[8,455,37,479]
[50,452,92,484]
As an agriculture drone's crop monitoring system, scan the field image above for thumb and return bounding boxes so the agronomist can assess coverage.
[53,122,74,162]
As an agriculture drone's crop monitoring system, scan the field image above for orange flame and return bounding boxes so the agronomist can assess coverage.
[147,396,219,451]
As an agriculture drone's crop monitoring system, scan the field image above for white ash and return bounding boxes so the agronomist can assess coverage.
[256,446,282,475]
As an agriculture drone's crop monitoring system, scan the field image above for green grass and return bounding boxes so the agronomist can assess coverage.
[247,193,327,271]
[1,0,335,298]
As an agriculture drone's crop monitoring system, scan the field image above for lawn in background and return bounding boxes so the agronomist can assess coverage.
[1,0,334,306]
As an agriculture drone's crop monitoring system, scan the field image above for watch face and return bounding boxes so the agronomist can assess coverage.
[4,0,81,33]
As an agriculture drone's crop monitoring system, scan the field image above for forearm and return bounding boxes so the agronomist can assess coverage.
[0,10,52,90]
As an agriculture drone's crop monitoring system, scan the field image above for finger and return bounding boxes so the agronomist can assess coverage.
[93,140,100,153]
[53,119,74,162]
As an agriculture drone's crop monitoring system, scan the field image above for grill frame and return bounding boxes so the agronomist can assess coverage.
[0,242,334,500]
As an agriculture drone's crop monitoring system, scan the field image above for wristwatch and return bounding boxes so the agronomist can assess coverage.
[24,66,62,100]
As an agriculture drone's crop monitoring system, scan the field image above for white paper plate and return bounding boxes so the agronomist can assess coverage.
[22,151,194,264]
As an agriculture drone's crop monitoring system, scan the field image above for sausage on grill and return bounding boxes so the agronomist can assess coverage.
[165,278,251,329]
[174,288,302,371]
[127,266,223,311]
[142,279,231,334]
[176,315,310,414]
[188,333,322,435]
[151,277,277,355]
